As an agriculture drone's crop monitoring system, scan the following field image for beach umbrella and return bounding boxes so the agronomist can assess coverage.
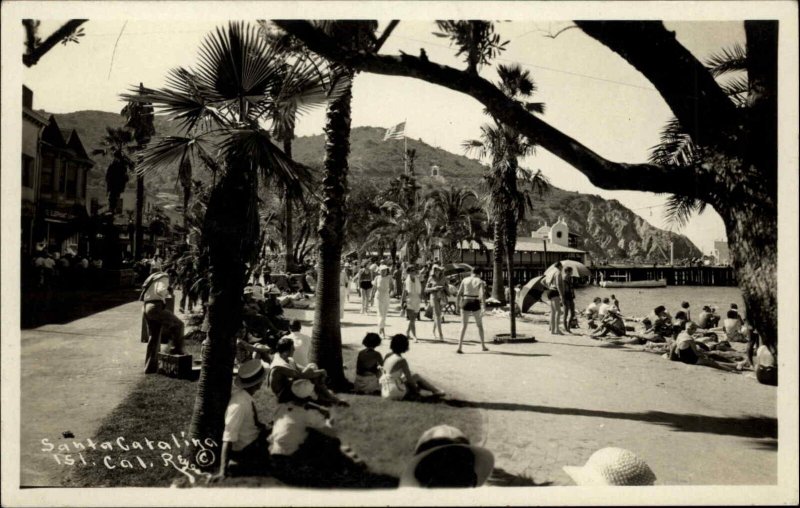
[443,263,472,275]
[547,260,591,278]
[517,275,548,313]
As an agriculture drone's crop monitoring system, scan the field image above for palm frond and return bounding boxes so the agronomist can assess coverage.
[663,194,707,228]
[705,43,747,77]
[720,75,749,107]
[194,22,283,108]
[218,127,313,194]
[649,118,697,167]
[135,134,220,177]
[524,101,545,114]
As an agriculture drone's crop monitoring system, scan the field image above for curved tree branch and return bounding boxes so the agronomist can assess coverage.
[22,19,87,67]
[575,21,741,149]
[274,20,694,196]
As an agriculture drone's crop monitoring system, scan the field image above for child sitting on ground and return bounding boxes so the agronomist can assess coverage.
[354,333,383,395]
[269,379,365,486]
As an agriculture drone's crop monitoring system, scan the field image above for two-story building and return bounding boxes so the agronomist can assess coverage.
[21,86,49,256]
[22,86,95,255]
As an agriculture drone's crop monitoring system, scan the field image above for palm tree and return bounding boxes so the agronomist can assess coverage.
[94,127,135,213]
[424,186,486,263]
[650,43,748,227]
[124,22,340,447]
[121,83,156,259]
[299,20,395,389]
[366,197,430,263]
[464,64,548,338]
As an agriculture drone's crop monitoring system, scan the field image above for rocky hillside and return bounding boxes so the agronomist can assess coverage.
[51,112,701,262]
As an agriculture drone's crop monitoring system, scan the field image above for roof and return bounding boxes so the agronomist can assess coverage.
[458,238,585,254]
[66,130,94,164]
[41,116,67,148]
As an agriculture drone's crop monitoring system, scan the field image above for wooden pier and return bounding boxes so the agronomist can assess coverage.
[480,264,737,288]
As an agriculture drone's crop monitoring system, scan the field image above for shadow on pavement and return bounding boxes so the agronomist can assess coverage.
[21,287,139,329]
[441,400,777,439]
[486,351,551,358]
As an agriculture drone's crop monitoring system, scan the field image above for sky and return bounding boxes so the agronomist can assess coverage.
[22,19,746,254]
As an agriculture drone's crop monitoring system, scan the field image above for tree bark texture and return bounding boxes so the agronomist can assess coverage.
[283,139,295,271]
[491,220,505,302]
[309,72,354,390]
[189,163,258,448]
[135,176,144,259]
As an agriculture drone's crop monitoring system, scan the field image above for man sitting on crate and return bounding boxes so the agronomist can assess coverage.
[141,271,186,374]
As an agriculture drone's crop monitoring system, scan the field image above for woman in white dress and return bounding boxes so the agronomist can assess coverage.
[374,265,394,337]
[380,334,445,400]
[401,265,423,341]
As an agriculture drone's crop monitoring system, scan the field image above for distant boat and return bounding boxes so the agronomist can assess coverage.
[600,278,667,288]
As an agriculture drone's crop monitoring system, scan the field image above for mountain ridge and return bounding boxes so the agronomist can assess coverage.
[51,110,702,262]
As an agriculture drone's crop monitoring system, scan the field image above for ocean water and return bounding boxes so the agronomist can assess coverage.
[571,285,746,320]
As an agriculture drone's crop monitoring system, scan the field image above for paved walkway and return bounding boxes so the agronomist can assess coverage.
[20,291,777,487]
[20,295,145,487]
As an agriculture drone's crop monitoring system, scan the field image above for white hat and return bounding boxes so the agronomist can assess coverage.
[234,359,267,389]
[265,284,282,295]
[563,447,656,486]
[400,425,494,487]
[290,379,316,400]
[243,285,254,296]
[378,264,390,273]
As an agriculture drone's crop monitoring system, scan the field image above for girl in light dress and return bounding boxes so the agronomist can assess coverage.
[380,334,445,401]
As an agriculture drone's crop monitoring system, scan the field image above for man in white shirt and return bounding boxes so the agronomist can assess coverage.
[598,298,612,319]
[141,272,185,373]
[212,360,270,480]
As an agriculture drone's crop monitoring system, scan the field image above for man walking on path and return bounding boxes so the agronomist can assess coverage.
[456,266,489,354]
[141,271,185,374]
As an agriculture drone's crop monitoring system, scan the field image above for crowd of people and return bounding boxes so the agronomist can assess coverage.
[23,249,106,289]
[133,254,772,488]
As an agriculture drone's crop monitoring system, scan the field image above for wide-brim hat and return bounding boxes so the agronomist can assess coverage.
[379,264,390,273]
[234,359,267,389]
[563,447,656,486]
[400,425,494,487]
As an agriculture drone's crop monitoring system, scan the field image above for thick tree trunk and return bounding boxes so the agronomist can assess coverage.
[719,202,777,351]
[283,139,294,271]
[505,245,516,338]
[189,163,257,449]
[135,176,144,259]
[310,73,354,390]
[491,220,505,302]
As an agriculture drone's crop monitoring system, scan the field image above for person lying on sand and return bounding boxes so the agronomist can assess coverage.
[666,322,739,371]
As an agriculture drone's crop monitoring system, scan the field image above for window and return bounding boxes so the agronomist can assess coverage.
[22,154,34,188]
[41,156,54,193]
[60,162,69,194]
[66,164,78,198]
[556,231,563,239]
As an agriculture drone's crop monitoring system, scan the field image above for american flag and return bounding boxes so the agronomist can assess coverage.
[383,121,406,141]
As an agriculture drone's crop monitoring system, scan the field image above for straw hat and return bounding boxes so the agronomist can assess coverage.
[400,425,494,487]
[290,379,317,400]
[378,264,390,273]
[234,359,267,389]
[563,447,656,486]
[243,285,254,296]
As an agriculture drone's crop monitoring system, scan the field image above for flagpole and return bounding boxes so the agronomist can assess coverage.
[403,118,408,175]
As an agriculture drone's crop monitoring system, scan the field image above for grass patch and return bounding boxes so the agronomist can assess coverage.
[65,340,485,488]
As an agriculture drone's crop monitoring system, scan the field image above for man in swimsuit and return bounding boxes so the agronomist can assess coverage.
[455,266,489,354]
